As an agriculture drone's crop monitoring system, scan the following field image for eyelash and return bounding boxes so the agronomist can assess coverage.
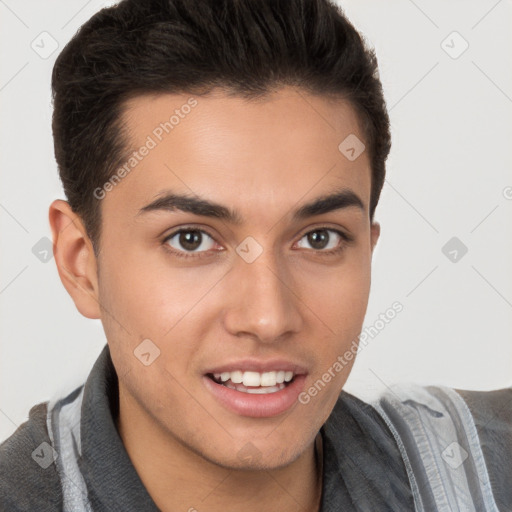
[162,226,354,260]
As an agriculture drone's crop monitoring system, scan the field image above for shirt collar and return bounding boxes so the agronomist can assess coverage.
[79,344,159,511]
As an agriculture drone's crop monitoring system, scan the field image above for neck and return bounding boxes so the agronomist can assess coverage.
[116,389,323,512]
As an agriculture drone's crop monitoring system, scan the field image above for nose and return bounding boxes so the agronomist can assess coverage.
[222,245,303,344]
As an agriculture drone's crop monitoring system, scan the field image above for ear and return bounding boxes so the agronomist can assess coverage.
[48,199,101,319]
[370,221,380,255]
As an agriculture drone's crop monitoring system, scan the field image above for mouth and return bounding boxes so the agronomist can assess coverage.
[203,366,307,418]
[207,370,296,394]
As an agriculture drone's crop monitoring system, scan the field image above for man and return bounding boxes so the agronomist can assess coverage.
[0,0,510,510]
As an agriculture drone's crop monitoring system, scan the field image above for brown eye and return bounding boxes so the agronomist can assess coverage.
[178,231,202,251]
[296,228,348,252]
[164,229,216,255]
[306,230,330,250]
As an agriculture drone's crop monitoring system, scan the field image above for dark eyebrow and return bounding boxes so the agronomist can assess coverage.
[136,188,365,224]
[293,189,364,219]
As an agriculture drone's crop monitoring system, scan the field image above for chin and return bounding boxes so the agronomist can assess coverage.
[196,433,311,472]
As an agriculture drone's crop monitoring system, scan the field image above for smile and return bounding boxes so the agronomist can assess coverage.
[209,370,295,394]
[203,370,306,418]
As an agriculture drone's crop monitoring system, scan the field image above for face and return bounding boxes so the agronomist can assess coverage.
[65,86,379,470]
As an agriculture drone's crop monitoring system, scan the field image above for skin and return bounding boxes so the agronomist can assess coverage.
[49,86,380,512]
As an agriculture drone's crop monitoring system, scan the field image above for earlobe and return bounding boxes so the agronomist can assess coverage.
[48,199,101,319]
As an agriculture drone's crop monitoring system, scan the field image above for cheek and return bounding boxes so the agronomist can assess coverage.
[96,246,229,390]
[98,244,222,336]
[304,258,371,335]
[297,253,371,401]
[97,253,206,408]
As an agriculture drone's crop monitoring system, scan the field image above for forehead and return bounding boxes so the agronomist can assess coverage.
[104,87,371,224]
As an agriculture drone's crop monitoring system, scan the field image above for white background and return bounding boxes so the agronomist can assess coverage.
[1,0,511,442]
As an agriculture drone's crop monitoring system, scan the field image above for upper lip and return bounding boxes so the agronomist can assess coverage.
[204,359,308,375]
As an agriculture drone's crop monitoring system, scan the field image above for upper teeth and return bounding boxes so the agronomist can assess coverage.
[213,370,294,387]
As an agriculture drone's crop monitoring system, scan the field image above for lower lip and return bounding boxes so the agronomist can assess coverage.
[203,374,307,418]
